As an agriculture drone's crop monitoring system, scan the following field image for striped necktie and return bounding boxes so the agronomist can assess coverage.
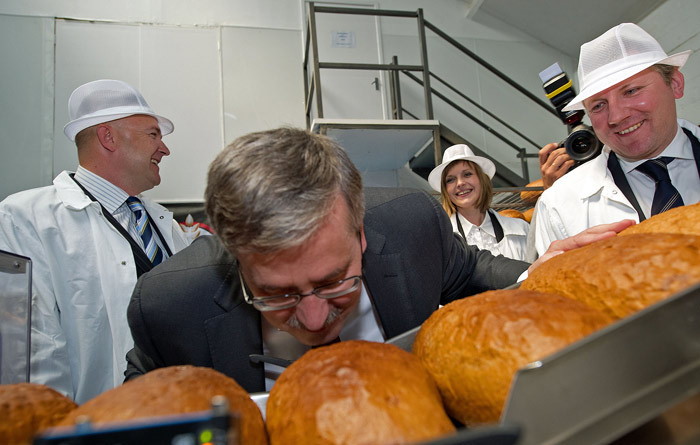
[635,157,685,216]
[126,196,163,265]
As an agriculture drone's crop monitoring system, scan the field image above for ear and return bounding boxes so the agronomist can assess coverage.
[670,68,685,99]
[96,124,117,152]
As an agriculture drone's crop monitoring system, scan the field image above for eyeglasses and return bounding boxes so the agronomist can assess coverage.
[238,270,362,312]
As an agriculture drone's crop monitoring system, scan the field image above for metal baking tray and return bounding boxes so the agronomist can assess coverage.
[386,281,700,445]
[491,186,543,212]
[501,281,700,445]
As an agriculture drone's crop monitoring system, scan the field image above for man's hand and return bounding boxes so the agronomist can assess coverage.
[528,219,636,274]
[539,143,575,189]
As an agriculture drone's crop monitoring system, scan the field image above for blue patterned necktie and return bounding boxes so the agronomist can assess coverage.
[126,197,163,265]
[635,157,684,216]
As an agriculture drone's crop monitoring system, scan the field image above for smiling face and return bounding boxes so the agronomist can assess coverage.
[237,194,367,346]
[111,115,170,195]
[444,160,483,211]
[583,67,684,161]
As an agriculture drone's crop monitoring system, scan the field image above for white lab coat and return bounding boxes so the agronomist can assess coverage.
[450,210,530,261]
[534,119,700,256]
[0,171,191,403]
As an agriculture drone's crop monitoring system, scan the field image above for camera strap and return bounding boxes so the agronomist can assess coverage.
[607,127,700,222]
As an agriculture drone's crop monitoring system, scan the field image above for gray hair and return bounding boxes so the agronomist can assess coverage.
[205,127,364,256]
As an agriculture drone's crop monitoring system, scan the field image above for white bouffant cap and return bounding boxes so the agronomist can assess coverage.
[563,23,691,111]
[64,79,174,142]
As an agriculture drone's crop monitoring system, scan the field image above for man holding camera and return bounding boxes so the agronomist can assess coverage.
[534,22,700,255]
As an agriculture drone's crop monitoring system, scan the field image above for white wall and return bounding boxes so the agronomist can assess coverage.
[640,0,700,121]
[2,0,697,202]
[0,15,55,199]
[53,20,225,203]
[0,3,306,202]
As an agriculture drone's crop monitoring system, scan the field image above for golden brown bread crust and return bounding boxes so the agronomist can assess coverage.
[519,178,544,204]
[0,383,77,444]
[266,340,455,445]
[522,207,535,223]
[413,289,613,427]
[498,209,526,221]
[55,366,267,445]
[620,202,700,236]
[522,233,700,320]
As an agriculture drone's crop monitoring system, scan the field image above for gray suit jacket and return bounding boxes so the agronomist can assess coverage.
[126,188,528,392]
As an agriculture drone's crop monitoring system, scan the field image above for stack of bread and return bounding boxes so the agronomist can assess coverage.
[266,340,456,444]
[0,383,77,444]
[413,203,700,427]
[53,365,268,445]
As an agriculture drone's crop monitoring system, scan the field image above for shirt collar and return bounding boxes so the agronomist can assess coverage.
[457,212,496,238]
[615,124,691,174]
[339,281,384,341]
[74,166,130,214]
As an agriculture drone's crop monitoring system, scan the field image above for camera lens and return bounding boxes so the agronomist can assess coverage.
[565,125,602,162]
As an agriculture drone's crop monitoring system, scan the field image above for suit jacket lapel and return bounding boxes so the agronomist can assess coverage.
[361,224,417,339]
[205,263,266,392]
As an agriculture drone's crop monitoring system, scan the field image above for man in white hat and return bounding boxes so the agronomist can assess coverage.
[0,79,196,403]
[534,23,700,255]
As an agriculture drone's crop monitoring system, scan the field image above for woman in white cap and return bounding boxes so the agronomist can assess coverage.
[428,144,530,261]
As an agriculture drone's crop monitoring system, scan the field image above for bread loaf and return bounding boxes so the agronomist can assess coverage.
[498,209,526,221]
[522,207,535,223]
[413,289,613,427]
[0,383,77,445]
[519,178,544,204]
[621,202,700,236]
[266,340,455,444]
[55,365,267,445]
[522,233,700,320]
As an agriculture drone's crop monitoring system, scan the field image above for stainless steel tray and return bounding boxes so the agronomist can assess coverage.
[501,281,700,445]
[386,282,700,445]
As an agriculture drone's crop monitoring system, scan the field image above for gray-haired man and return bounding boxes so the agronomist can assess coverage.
[125,127,630,392]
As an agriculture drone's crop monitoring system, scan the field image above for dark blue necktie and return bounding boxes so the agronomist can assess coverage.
[126,197,163,265]
[635,157,684,216]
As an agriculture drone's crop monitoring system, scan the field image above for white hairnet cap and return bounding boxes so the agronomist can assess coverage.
[64,79,174,142]
[563,23,691,111]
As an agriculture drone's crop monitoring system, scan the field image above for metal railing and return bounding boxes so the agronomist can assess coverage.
[303,3,558,183]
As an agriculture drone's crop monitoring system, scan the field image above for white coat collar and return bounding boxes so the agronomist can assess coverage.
[54,170,95,211]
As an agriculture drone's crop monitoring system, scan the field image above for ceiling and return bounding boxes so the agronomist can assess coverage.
[470,0,668,58]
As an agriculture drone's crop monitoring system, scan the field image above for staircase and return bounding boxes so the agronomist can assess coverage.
[303,3,561,193]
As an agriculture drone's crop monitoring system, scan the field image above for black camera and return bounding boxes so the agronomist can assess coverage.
[540,63,602,165]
